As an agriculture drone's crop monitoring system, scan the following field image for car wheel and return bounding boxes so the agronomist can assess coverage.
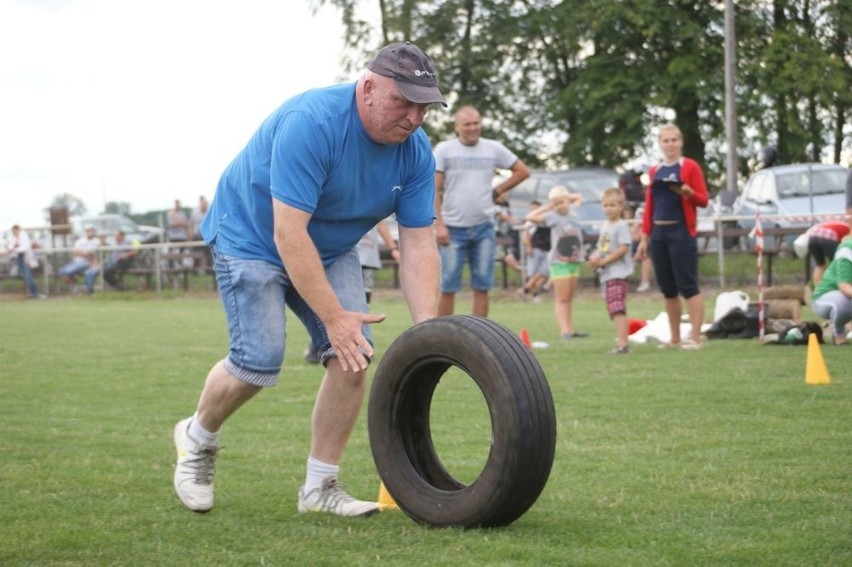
[368,315,557,528]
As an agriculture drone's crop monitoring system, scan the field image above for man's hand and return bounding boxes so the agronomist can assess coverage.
[324,310,387,372]
[434,222,450,247]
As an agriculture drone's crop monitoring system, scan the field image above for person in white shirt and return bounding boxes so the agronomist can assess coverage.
[57,226,100,283]
[8,224,41,298]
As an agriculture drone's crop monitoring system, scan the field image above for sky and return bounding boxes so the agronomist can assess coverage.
[0,0,368,229]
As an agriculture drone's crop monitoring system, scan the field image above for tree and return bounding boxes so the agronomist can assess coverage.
[737,0,850,167]
[104,201,132,216]
[313,0,850,186]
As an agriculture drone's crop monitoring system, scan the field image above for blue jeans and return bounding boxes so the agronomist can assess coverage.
[16,254,38,297]
[812,291,852,337]
[439,221,496,293]
[212,244,369,387]
[58,258,90,278]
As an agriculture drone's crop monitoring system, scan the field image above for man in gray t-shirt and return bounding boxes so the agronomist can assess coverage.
[433,105,530,317]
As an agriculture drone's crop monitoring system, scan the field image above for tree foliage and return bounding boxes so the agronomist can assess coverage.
[315,0,849,189]
[104,201,132,216]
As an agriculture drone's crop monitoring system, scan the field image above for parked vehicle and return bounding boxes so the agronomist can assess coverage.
[618,169,646,208]
[502,167,620,242]
[733,163,849,250]
[68,214,163,245]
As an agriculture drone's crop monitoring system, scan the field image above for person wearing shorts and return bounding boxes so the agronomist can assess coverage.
[588,188,635,354]
[433,105,530,317]
[635,123,709,350]
[526,185,588,340]
[518,201,551,302]
[171,42,446,518]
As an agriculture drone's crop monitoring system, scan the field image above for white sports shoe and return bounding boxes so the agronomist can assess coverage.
[637,281,651,292]
[173,417,218,513]
[297,477,380,517]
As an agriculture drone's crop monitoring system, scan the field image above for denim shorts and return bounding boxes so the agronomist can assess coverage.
[439,221,496,293]
[527,248,549,277]
[649,223,699,299]
[212,244,369,387]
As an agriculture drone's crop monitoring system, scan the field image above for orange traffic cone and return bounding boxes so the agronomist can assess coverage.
[805,333,831,385]
[519,328,532,349]
[377,482,398,510]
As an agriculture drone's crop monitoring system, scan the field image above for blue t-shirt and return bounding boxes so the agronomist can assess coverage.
[202,83,436,267]
[651,163,686,223]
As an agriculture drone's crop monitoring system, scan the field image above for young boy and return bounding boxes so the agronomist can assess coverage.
[588,187,635,353]
[525,186,588,340]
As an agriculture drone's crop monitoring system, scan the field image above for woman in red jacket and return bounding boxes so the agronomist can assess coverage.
[635,123,710,349]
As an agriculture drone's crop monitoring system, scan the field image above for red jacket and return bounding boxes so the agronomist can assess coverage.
[641,157,709,237]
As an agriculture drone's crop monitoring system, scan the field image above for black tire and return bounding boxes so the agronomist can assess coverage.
[368,315,557,528]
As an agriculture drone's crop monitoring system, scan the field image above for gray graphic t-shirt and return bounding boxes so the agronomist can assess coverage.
[543,211,584,264]
[593,219,634,282]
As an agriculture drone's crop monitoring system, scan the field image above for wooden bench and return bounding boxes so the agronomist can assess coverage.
[113,250,209,291]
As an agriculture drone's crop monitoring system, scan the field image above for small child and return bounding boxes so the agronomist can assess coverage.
[518,200,550,302]
[525,185,588,340]
[588,187,635,354]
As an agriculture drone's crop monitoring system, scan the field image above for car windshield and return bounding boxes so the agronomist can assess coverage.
[776,168,847,198]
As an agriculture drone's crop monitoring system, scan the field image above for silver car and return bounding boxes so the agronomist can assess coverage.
[734,163,849,250]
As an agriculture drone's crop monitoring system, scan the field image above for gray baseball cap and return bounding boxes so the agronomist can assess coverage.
[369,42,447,108]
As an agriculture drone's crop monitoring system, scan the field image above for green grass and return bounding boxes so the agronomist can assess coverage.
[0,292,849,566]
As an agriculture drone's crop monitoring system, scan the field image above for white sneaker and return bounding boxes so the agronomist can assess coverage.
[173,417,218,512]
[297,477,380,517]
[637,281,651,292]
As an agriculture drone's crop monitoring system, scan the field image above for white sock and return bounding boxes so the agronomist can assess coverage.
[188,412,219,447]
[305,456,339,492]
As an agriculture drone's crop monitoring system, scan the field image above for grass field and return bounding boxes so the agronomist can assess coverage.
[1,290,849,566]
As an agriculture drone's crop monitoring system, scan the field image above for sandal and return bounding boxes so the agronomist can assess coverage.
[657,341,681,350]
[679,339,704,351]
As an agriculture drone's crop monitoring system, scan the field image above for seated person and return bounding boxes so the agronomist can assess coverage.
[84,230,139,292]
[58,226,100,283]
[811,234,852,346]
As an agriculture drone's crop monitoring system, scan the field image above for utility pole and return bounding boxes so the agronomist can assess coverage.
[718,0,740,287]
[724,0,739,194]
